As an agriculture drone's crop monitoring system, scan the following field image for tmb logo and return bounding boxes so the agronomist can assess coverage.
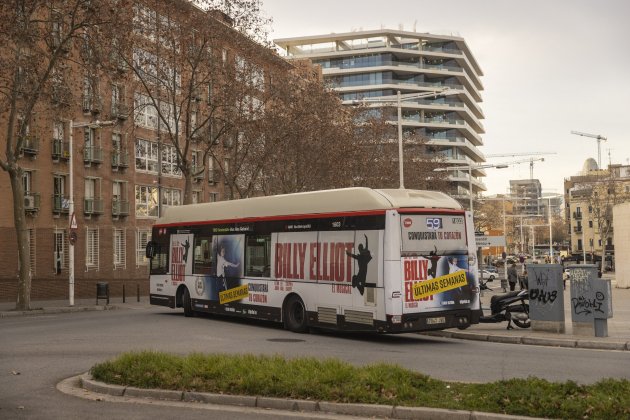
[403,218,413,228]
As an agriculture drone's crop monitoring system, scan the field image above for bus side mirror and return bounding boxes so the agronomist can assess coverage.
[146,241,156,259]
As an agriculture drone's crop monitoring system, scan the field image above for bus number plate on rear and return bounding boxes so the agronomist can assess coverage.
[426,316,446,325]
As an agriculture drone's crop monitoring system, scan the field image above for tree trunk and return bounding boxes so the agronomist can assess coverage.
[9,166,31,310]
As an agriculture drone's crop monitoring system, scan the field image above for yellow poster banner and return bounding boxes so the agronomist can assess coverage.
[412,270,468,300]
[219,284,249,304]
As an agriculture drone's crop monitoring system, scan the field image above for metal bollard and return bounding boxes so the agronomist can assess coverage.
[122,284,126,303]
[137,283,140,302]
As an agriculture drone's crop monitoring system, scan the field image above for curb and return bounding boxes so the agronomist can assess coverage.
[0,306,111,318]
[78,373,539,419]
[422,330,630,351]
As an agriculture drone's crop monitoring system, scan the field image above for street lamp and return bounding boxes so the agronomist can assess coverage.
[348,88,458,189]
[538,194,562,262]
[434,163,508,212]
[67,119,116,306]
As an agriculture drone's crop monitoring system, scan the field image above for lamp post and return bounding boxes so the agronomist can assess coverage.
[434,163,509,213]
[348,88,457,189]
[67,119,116,306]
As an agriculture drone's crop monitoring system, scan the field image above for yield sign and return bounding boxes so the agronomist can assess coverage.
[70,212,78,230]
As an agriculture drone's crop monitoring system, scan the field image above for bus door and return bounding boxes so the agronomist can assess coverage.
[399,213,477,314]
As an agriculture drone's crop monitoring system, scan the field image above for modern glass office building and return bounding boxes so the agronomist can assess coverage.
[275,29,486,200]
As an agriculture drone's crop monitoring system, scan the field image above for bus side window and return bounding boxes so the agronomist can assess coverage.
[245,234,271,277]
[149,238,169,274]
[194,236,213,274]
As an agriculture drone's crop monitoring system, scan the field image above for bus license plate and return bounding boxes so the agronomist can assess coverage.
[426,316,445,325]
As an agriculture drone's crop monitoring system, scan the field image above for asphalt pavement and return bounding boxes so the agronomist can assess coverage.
[1,273,629,351]
[2,277,627,419]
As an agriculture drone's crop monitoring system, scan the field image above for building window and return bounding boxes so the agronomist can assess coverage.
[161,188,181,209]
[134,92,159,130]
[161,144,182,177]
[136,229,151,266]
[53,174,68,213]
[113,228,126,269]
[84,177,102,214]
[86,227,99,270]
[192,190,201,204]
[54,229,67,273]
[209,192,219,202]
[135,138,159,173]
[135,185,159,218]
[589,220,593,228]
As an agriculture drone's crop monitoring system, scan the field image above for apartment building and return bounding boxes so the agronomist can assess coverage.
[0,1,289,302]
[275,29,486,200]
[564,159,630,267]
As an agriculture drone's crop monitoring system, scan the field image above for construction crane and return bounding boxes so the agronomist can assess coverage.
[485,153,554,179]
[570,131,607,169]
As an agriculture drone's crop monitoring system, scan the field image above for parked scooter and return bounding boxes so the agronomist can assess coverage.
[479,289,530,330]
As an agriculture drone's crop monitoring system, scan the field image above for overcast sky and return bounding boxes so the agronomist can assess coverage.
[260,0,630,197]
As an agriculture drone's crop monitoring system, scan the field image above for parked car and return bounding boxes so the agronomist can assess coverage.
[481,265,498,273]
[479,269,497,281]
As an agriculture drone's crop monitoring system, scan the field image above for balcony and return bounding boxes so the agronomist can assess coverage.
[192,165,205,181]
[111,103,129,120]
[573,211,582,220]
[208,169,221,184]
[82,94,102,114]
[52,194,69,214]
[112,199,129,217]
[83,146,103,165]
[111,151,129,169]
[20,135,39,156]
[24,192,41,212]
[84,198,104,215]
[52,138,70,161]
[573,226,583,233]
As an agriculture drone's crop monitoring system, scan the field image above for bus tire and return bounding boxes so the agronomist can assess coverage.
[284,295,308,333]
[183,288,194,317]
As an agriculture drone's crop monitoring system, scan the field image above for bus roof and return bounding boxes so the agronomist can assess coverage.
[156,188,462,226]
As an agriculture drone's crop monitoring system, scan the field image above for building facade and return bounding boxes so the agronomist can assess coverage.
[0,1,291,302]
[274,29,486,201]
[564,159,630,267]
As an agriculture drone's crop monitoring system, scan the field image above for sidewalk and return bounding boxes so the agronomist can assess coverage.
[424,275,630,351]
[0,296,151,318]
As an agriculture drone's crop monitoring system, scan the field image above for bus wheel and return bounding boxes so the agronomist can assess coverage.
[284,295,308,333]
[183,288,194,317]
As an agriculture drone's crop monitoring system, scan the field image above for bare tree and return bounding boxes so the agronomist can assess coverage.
[576,172,630,257]
[0,0,120,310]
[110,0,273,204]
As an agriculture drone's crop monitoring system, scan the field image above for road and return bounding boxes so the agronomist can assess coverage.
[1,306,629,419]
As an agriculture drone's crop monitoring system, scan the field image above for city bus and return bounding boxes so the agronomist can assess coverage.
[146,187,481,333]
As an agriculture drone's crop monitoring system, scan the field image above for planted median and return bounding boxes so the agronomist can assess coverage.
[91,351,629,419]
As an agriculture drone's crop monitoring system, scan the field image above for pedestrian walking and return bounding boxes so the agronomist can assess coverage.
[519,267,528,290]
[507,263,518,292]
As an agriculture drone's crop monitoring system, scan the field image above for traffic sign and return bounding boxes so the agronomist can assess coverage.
[475,235,506,248]
[69,231,77,245]
[70,212,78,230]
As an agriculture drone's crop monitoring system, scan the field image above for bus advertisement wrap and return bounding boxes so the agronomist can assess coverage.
[402,255,477,311]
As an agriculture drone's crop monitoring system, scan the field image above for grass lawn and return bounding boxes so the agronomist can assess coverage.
[91,351,630,419]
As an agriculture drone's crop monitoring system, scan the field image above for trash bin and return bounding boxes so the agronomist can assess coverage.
[96,282,109,305]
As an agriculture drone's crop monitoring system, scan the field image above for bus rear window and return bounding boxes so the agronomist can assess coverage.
[401,214,468,254]
[194,236,213,274]
[245,234,271,277]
